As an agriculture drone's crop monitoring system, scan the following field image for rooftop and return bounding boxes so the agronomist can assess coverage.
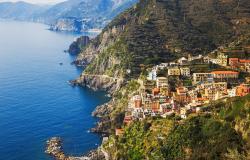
[211,71,239,74]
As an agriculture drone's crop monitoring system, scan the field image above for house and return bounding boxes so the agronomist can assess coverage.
[236,84,250,97]
[147,69,157,80]
[168,67,180,76]
[229,58,250,71]
[158,63,169,70]
[177,57,188,65]
[180,67,191,77]
[151,100,160,113]
[193,73,213,84]
[174,87,189,103]
[132,95,142,108]
[203,56,211,64]
[142,94,153,110]
[188,54,203,61]
[239,59,250,65]
[229,58,239,69]
[156,77,168,88]
[152,88,160,96]
[217,52,228,66]
[197,82,227,100]
[201,82,227,92]
[159,103,172,113]
[239,59,250,71]
[227,88,236,97]
[169,62,177,66]
[188,90,199,102]
[204,88,221,101]
[156,77,169,96]
[211,71,239,81]
[209,52,228,66]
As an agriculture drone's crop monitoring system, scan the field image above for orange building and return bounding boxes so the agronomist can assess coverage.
[239,59,250,64]
[152,88,160,96]
[175,87,190,103]
[229,58,239,69]
[211,71,239,80]
[151,101,160,112]
[132,95,142,108]
[236,84,250,97]
[134,100,142,108]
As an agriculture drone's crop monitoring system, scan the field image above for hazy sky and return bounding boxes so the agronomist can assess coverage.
[0,0,66,4]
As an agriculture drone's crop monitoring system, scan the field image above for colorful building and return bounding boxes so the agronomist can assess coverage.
[168,67,181,76]
[180,67,191,77]
[156,77,168,88]
[147,69,157,80]
[193,73,213,84]
[236,84,250,97]
[211,71,239,81]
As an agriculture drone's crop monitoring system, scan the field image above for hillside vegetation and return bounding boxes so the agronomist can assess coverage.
[103,95,250,160]
[78,0,250,78]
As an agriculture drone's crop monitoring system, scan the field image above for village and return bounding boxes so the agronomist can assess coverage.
[116,46,250,135]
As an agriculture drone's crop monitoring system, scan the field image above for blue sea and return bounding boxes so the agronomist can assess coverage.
[0,21,109,160]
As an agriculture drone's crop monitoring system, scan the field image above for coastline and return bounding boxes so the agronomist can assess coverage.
[45,97,112,160]
[46,77,114,159]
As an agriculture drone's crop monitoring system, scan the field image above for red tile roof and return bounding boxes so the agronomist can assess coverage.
[239,59,250,63]
[211,71,239,74]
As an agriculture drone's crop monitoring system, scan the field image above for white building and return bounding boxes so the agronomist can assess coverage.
[158,63,169,70]
[180,67,191,76]
[147,69,157,80]
[156,77,168,88]
[193,73,213,84]
[227,88,236,97]
[177,57,188,65]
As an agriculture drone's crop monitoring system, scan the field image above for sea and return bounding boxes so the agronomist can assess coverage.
[0,20,109,160]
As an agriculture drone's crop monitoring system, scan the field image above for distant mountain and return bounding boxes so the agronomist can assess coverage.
[40,0,138,32]
[0,0,138,32]
[0,1,49,21]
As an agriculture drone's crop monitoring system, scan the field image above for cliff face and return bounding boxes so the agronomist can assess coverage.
[68,36,90,55]
[76,74,124,93]
[75,0,250,90]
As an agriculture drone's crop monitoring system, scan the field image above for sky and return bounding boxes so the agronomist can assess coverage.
[0,0,66,4]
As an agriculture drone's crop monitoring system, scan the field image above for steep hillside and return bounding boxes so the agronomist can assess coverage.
[102,95,250,159]
[76,0,250,87]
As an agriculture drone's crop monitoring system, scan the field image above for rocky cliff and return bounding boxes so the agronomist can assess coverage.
[68,1,250,158]
[68,36,90,54]
[74,0,250,91]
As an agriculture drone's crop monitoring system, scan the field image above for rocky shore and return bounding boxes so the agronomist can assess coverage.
[68,36,90,55]
[46,137,105,160]
[70,74,123,94]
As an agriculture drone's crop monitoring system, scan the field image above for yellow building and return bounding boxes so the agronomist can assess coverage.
[217,52,228,66]
[156,77,169,96]
[168,67,180,76]
[201,82,227,92]
[193,73,213,84]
